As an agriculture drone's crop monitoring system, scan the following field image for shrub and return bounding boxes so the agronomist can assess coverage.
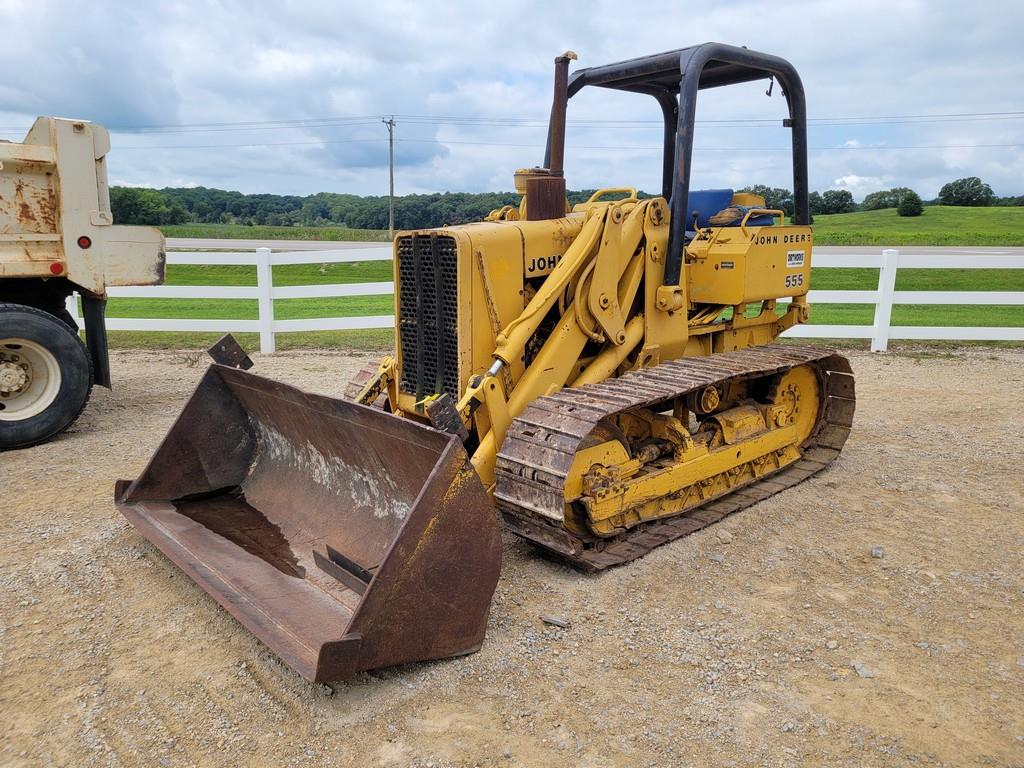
[897,190,924,217]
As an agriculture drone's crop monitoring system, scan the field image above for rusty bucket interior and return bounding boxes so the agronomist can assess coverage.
[116,365,500,682]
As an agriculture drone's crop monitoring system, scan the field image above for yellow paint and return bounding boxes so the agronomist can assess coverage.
[583,424,797,524]
[374,177,823,534]
[686,223,813,307]
[772,364,820,444]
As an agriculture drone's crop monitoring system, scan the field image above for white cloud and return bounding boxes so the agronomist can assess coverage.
[1,0,1021,199]
[833,174,887,193]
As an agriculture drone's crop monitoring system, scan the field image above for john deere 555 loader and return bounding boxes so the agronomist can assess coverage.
[117,43,855,682]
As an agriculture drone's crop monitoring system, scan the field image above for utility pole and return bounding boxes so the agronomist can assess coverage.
[383,116,396,240]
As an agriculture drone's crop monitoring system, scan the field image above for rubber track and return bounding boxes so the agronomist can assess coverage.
[494,344,855,571]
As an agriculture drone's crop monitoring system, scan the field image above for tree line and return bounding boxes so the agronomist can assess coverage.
[109,176,1022,228]
[737,177,1019,219]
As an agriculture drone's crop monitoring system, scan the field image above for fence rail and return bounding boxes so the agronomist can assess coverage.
[69,245,1024,353]
[787,249,1024,350]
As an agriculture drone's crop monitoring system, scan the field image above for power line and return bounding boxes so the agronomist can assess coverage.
[1,109,1021,134]
[114,137,384,149]
[129,119,383,134]
[108,136,1024,152]
[398,139,1024,151]
[392,111,1024,128]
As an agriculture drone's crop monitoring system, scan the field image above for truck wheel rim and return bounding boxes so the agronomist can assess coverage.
[0,339,62,421]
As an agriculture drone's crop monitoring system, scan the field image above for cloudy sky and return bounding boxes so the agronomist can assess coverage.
[2,0,1021,200]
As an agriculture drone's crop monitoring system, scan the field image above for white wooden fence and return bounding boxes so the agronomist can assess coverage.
[69,245,1024,353]
[70,245,395,354]
[791,248,1024,351]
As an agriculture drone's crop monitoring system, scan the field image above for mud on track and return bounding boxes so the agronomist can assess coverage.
[2,347,1022,767]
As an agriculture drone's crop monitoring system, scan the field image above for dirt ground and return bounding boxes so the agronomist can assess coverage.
[2,346,1022,768]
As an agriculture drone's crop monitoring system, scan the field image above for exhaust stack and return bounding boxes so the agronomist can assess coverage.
[525,51,577,220]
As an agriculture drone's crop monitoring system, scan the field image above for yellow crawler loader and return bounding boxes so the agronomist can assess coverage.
[117,43,855,682]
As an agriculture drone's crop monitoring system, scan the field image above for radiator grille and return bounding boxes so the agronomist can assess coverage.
[396,234,460,400]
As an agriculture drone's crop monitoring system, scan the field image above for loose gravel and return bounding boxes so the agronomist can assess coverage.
[2,346,1022,767]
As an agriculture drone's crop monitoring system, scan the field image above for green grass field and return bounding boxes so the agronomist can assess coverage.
[106,261,395,349]
[812,206,1024,246]
[160,206,1024,247]
[101,259,1023,351]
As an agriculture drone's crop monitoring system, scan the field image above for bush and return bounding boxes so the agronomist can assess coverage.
[897,190,924,217]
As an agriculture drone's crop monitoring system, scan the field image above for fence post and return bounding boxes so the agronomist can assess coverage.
[871,248,898,352]
[255,247,275,354]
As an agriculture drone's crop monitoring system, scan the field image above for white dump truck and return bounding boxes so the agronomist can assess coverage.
[0,117,164,449]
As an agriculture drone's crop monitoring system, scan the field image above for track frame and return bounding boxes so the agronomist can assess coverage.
[495,344,855,571]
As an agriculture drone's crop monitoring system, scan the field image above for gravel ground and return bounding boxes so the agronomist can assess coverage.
[2,346,1022,768]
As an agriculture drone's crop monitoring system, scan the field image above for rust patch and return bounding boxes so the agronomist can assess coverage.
[8,176,57,234]
[33,188,57,231]
[13,179,38,229]
[115,365,501,682]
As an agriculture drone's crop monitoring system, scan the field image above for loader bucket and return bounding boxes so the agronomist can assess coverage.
[115,365,500,683]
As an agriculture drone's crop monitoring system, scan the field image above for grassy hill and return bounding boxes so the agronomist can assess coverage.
[812,205,1024,246]
[161,206,1024,247]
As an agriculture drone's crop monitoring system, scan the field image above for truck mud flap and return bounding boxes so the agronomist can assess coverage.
[116,365,500,682]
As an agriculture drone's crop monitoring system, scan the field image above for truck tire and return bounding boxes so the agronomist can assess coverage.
[53,306,79,332]
[0,303,93,450]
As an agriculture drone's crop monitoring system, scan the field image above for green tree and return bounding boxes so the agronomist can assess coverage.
[737,185,794,216]
[861,187,914,210]
[938,176,994,206]
[110,187,188,225]
[897,190,923,217]
[808,191,824,216]
[819,189,856,214]
[860,190,887,210]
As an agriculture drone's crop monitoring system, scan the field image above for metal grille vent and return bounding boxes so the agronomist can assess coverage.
[396,234,460,400]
